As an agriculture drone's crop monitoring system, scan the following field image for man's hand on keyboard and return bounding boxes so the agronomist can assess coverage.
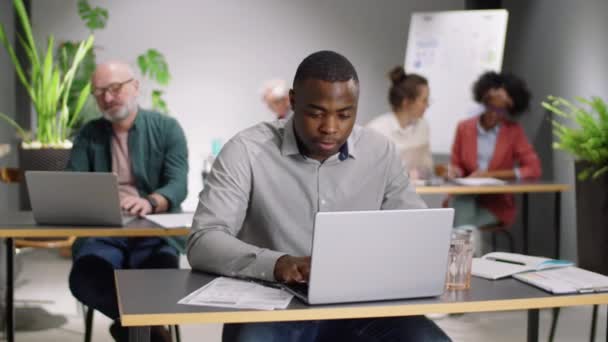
[274,255,311,284]
[121,196,153,217]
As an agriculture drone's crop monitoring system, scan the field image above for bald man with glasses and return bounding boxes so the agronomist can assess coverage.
[66,61,188,342]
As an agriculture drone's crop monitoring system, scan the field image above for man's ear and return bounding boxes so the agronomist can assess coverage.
[133,79,140,96]
[289,89,295,110]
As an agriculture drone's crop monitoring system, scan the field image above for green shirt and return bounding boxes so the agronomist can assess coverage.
[67,108,189,252]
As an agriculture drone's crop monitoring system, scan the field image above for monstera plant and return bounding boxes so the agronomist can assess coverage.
[59,0,172,123]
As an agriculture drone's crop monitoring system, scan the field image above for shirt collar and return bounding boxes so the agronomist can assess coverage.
[476,117,500,135]
[281,117,357,161]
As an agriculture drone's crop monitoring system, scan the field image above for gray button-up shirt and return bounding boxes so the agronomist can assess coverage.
[187,118,427,282]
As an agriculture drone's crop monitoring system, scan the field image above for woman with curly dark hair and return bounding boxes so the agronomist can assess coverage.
[448,71,542,253]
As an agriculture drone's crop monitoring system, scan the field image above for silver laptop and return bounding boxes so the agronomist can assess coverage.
[284,208,454,305]
[26,171,135,226]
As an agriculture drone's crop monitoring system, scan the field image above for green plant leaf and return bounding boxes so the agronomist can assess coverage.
[77,0,109,31]
[0,112,28,141]
[151,89,169,114]
[0,25,33,99]
[137,49,171,86]
[545,95,608,180]
[13,0,39,64]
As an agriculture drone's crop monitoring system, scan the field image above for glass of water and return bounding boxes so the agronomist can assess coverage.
[446,229,474,290]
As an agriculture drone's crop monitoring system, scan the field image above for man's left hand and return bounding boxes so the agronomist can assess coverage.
[121,196,153,217]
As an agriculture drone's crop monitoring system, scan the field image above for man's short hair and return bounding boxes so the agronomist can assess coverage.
[293,50,359,86]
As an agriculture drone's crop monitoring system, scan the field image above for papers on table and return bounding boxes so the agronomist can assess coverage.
[178,277,294,310]
[514,267,608,294]
[452,177,506,186]
[144,213,193,228]
[472,252,573,280]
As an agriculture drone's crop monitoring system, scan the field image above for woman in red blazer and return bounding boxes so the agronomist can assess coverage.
[449,72,542,229]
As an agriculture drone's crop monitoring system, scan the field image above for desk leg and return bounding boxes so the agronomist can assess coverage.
[527,309,539,342]
[523,193,529,255]
[5,238,14,342]
[554,192,561,259]
[129,326,150,342]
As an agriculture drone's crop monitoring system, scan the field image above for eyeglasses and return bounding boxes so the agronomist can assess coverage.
[92,78,134,97]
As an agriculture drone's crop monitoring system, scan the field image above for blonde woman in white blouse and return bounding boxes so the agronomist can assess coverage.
[367,66,432,179]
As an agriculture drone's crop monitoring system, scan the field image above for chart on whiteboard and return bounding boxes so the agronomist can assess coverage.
[404,10,508,153]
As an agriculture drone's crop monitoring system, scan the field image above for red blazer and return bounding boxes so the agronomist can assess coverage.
[451,116,542,225]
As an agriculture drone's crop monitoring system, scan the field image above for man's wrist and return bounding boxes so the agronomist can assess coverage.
[146,196,159,213]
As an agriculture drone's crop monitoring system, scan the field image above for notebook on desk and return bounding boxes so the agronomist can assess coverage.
[451,177,506,186]
[472,252,573,280]
[514,267,608,294]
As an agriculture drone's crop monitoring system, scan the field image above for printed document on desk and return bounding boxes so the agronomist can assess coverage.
[514,267,608,294]
[144,213,193,228]
[472,252,573,280]
[178,277,294,310]
[452,177,506,186]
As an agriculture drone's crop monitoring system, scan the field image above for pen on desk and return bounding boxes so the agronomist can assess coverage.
[487,257,526,266]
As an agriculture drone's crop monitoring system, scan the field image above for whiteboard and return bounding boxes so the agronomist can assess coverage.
[404,10,508,153]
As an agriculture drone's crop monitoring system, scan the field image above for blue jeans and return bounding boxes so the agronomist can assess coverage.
[223,316,451,342]
[69,237,179,319]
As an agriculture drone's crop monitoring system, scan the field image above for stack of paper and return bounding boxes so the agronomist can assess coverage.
[472,252,573,280]
[144,213,194,228]
[178,277,294,310]
[452,177,506,186]
[514,267,608,294]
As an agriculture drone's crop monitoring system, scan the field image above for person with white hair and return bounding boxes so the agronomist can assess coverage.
[261,79,291,120]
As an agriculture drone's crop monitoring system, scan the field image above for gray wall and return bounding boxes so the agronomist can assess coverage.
[503,0,608,261]
[30,0,465,209]
[0,1,19,212]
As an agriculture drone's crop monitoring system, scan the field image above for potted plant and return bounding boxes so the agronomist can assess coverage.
[0,0,94,208]
[542,95,608,274]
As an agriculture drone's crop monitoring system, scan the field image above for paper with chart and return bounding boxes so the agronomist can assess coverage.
[178,277,293,310]
[404,10,509,153]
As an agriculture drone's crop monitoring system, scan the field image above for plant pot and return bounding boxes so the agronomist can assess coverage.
[18,146,72,210]
[575,161,608,275]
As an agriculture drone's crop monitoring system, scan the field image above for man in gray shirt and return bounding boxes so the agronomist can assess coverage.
[188,51,450,342]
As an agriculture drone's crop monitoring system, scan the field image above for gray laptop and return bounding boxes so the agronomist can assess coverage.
[26,171,135,226]
[284,208,454,305]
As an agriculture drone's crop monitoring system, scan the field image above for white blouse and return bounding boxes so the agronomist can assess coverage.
[366,112,433,177]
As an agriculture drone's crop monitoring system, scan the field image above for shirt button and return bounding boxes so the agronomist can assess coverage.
[321,199,327,205]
